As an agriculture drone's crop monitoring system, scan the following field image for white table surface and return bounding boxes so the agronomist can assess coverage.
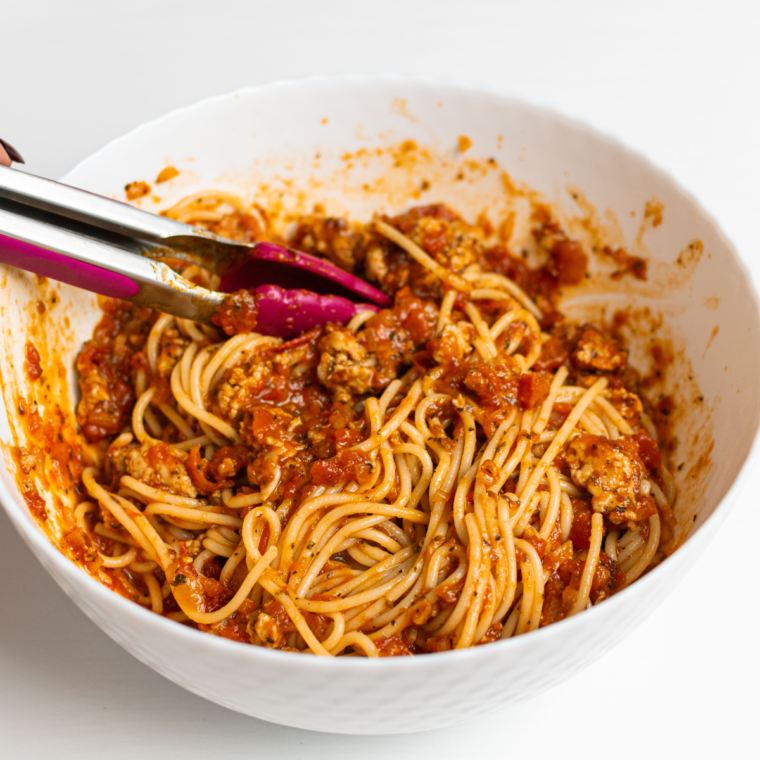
[1,1,759,756]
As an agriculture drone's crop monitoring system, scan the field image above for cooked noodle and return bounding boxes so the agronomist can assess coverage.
[68,192,677,656]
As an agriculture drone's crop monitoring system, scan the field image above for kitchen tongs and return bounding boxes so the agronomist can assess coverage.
[0,166,390,337]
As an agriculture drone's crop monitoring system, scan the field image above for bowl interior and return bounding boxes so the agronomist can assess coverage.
[1,75,757,609]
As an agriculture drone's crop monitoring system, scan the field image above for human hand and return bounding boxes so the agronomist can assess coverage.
[0,139,25,167]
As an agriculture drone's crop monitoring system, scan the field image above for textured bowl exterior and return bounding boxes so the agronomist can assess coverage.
[1,76,758,734]
[0,482,738,733]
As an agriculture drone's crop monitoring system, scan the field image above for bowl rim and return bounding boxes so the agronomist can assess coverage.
[3,72,760,671]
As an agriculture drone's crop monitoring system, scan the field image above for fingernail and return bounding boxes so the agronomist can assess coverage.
[0,138,26,165]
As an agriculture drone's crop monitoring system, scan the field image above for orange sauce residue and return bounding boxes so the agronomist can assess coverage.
[390,98,417,122]
[0,273,105,579]
[702,326,720,358]
[676,239,704,268]
[458,135,473,153]
[644,197,664,228]
[155,166,180,184]
[125,181,151,200]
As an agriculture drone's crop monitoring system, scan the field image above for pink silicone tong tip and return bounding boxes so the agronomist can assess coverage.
[253,284,379,339]
[219,241,392,307]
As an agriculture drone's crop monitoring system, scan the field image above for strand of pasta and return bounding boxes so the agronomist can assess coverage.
[170,359,239,441]
[80,234,678,656]
[373,219,472,293]
[568,513,604,617]
[177,547,278,625]
[515,377,608,513]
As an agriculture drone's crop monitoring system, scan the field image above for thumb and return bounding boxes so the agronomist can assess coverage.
[0,138,25,166]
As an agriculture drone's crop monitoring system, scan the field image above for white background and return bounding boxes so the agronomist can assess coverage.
[1,1,759,757]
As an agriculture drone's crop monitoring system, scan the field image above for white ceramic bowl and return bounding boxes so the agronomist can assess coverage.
[1,76,759,735]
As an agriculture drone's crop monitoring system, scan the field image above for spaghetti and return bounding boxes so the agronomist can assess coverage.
[69,195,677,656]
